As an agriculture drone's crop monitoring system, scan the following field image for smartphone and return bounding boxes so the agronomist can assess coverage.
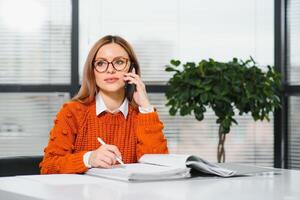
[125,63,136,101]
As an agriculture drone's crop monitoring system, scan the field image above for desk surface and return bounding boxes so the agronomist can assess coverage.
[0,169,299,200]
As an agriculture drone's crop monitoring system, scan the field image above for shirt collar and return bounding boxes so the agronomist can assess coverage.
[96,93,129,119]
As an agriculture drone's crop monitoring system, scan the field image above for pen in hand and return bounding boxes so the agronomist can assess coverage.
[97,137,125,166]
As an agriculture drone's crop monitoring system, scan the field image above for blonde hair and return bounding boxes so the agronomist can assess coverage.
[72,35,141,104]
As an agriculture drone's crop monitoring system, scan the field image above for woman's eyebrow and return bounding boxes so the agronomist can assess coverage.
[94,56,128,61]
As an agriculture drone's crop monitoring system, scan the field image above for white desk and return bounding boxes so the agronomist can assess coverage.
[0,169,299,200]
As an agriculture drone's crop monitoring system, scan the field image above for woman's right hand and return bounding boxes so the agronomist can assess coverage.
[88,144,122,168]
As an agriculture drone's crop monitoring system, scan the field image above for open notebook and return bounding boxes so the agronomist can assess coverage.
[85,154,277,182]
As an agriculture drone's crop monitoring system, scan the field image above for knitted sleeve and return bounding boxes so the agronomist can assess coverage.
[39,102,88,174]
[135,111,169,160]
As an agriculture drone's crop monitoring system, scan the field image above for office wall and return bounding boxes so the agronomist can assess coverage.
[79,0,274,165]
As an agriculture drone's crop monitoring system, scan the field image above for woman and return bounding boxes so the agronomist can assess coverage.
[40,35,169,174]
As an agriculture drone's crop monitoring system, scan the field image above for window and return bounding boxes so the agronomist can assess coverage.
[80,0,275,166]
[0,0,71,84]
[0,0,72,157]
[287,0,300,169]
[150,93,273,165]
[287,0,300,84]
[289,97,300,169]
[0,93,69,157]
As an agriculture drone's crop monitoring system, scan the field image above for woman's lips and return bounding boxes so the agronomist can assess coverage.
[104,77,119,83]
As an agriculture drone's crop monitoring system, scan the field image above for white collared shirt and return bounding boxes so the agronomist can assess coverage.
[96,93,129,118]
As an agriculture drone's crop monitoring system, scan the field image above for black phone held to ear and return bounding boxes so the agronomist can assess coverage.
[125,82,136,101]
[125,64,136,101]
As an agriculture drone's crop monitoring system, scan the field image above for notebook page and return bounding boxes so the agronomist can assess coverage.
[139,154,191,168]
[86,163,189,181]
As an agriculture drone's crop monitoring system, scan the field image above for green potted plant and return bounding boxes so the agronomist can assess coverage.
[165,57,282,163]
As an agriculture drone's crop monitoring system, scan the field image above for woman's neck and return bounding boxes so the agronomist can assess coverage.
[99,90,125,112]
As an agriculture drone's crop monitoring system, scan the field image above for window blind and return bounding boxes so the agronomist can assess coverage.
[79,0,275,165]
[0,0,71,84]
[287,0,300,84]
[150,93,274,166]
[287,0,300,169]
[288,97,300,169]
[0,93,69,157]
[79,0,274,84]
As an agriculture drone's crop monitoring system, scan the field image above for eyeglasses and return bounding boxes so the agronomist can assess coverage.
[93,57,130,73]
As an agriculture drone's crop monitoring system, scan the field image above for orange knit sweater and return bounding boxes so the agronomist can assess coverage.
[39,100,169,174]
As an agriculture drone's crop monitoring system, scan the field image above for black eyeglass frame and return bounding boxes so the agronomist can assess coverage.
[93,57,130,73]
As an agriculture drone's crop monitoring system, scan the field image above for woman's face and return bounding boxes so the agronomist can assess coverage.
[93,43,130,94]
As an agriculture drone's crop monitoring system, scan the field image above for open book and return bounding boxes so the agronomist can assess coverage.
[85,154,277,182]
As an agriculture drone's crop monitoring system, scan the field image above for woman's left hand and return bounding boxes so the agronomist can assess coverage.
[123,72,151,108]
